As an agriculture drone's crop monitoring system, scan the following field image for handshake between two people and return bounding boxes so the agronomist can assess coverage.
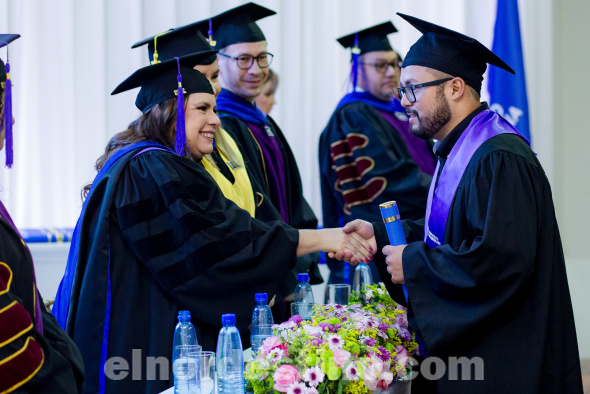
[298,219,407,284]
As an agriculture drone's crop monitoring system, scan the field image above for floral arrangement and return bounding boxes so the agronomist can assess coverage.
[245,283,418,394]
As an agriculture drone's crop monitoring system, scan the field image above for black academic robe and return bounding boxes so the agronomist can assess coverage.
[0,219,84,393]
[319,101,433,284]
[373,133,583,393]
[65,146,299,394]
[221,115,323,292]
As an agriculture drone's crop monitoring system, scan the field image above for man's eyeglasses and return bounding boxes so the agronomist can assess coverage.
[218,52,274,70]
[397,77,453,103]
[360,61,402,74]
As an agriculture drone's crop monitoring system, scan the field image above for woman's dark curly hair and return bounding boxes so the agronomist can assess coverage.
[82,97,185,199]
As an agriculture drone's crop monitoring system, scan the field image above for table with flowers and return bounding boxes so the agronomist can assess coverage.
[245,283,417,394]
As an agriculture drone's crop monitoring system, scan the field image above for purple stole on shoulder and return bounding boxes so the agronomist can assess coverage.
[424,110,529,248]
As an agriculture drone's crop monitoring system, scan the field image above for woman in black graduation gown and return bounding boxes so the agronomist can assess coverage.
[0,34,84,393]
[52,54,374,394]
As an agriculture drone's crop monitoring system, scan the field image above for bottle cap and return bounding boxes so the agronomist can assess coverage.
[297,273,309,282]
[255,293,268,303]
[222,313,236,324]
[177,310,191,321]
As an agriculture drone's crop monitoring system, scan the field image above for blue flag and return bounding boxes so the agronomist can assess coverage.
[488,0,531,141]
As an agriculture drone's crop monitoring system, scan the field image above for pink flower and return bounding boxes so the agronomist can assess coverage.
[331,349,351,368]
[394,345,409,367]
[362,362,382,391]
[261,336,282,354]
[273,364,301,393]
[377,371,394,389]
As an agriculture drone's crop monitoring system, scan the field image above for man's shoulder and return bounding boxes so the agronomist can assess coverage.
[476,132,535,162]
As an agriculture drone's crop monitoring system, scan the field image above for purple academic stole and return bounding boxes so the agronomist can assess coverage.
[424,110,528,248]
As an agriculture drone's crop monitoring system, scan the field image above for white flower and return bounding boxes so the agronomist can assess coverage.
[305,387,319,394]
[302,325,323,336]
[303,366,325,387]
[278,321,297,330]
[326,334,344,350]
[287,382,308,394]
[365,289,374,300]
[376,286,385,295]
[267,348,284,363]
[344,361,361,381]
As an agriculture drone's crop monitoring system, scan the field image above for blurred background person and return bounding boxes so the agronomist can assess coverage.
[319,22,435,286]
[254,68,279,114]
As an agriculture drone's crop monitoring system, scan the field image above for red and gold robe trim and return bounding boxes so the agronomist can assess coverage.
[341,177,387,214]
[0,337,44,394]
[330,133,369,161]
[0,301,34,347]
[335,157,375,185]
[0,262,12,295]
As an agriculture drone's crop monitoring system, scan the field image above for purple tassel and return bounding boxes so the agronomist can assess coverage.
[351,33,360,92]
[4,61,13,168]
[174,58,186,156]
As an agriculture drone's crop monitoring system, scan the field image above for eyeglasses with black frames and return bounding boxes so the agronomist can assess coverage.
[397,77,453,103]
[360,61,402,74]
[218,52,274,70]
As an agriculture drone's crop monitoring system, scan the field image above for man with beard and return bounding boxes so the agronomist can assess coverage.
[319,22,436,286]
[335,13,583,394]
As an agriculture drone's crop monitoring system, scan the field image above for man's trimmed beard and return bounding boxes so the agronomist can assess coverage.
[408,85,451,140]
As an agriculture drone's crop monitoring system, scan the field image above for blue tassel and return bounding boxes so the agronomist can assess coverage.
[351,33,361,92]
[4,61,13,168]
[174,57,186,156]
[208,19,216,47]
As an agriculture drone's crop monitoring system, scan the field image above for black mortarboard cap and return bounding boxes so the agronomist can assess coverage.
[0,34,19,82]
[111,51,216,111]
[131,27,217,66]
[397,13,514,94]
[193,2,276,49]
[337,22,397,55]
[1,33,19,168]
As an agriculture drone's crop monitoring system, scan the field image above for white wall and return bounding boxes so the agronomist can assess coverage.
[553,0,590,359]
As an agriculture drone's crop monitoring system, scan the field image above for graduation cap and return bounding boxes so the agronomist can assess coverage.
[192,2,276,49]
[112,52,216,155]
[337,22,397,55]
[131,26,217,66]
[397,13,514,94]
[1,33,20,168]
[336,22,398,91]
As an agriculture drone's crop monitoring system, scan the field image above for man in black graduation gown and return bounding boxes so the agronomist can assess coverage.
[336,13,584,393]
[196,3,323,301]
[319,22,436,285]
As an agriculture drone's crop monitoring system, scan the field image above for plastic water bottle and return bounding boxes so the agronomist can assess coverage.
[216,314,245,394]
[353,263,374,304]
[251,293,274,355]
[172,311,198,394]
[294,273,314,303]
[293,273,314,320]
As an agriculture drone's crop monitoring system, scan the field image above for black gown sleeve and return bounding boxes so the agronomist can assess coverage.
[112,151,300,326]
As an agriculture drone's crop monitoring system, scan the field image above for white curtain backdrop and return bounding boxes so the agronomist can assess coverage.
[0,0,550,228]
